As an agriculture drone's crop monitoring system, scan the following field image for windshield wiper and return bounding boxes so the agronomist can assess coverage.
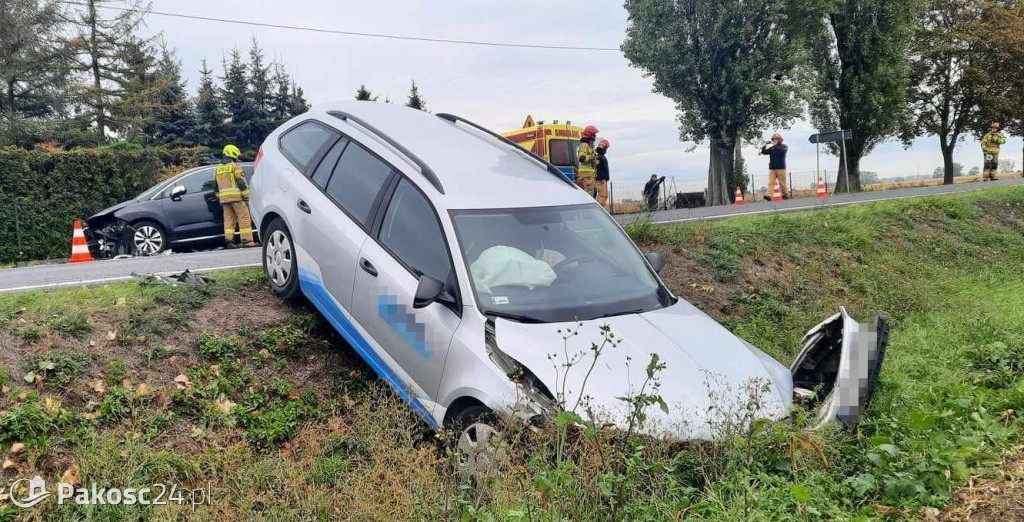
[485,311,546,324]
[595,308,647,320]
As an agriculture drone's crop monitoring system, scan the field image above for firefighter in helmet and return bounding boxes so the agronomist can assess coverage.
[577,125,600,195]
[981,123,1006,182]
[216,144,255,248]
[595,138,611,208]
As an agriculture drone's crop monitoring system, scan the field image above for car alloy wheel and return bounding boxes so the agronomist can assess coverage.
[133,225,164,255]
[456,420,506,481]
[265,229,293,288]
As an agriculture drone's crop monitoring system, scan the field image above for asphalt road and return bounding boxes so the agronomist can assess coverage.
[1,178,1020,294]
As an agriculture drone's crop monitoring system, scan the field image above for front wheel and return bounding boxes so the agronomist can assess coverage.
[452,406,505,482]
[262,218,300,301]
[131,221,166,255]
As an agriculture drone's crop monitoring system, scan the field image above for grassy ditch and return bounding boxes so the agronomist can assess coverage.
[1,188,1023,520]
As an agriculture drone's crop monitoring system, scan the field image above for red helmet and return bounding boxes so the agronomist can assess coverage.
[598,139,610,149]
[582,125,599,139]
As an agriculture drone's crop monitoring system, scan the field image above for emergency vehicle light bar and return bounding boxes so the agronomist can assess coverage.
[329,110,445,195]
[435,113,577,188]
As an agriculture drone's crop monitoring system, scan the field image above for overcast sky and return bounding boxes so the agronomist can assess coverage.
[136,0,1020,194]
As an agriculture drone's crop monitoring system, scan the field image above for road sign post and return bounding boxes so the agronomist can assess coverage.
[809,129,853,192]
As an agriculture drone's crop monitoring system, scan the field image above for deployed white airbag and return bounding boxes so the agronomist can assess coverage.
[470,246,557,293]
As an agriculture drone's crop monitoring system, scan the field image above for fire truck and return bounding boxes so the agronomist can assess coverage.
[502,115,582,181]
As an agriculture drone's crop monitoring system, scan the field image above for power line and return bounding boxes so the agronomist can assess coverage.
[56,0,621,52]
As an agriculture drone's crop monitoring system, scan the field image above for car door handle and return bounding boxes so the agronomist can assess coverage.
[296,199,311,214]
[359,258,378,277]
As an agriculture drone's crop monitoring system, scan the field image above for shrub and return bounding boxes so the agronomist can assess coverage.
[0,146,209,263]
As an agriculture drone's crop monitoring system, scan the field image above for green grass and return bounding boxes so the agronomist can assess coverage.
[2,190,1024,520]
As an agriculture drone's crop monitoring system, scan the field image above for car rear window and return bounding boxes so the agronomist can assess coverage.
[324,142,392,227]
[279,122,335,171]
[310,137,348,189]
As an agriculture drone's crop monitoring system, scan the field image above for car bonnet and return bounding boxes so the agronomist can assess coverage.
[491,299,793,440]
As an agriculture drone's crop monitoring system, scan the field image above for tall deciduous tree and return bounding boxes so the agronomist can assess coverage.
[0,0,73,145]
[907,0,987,184]
[795,0,923,191]
[405,80,426,110]
[66,0,151,139]
[973,2,1024,171]
[623,0,802,206]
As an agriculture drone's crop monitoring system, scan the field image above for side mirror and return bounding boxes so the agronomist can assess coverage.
[645,252,666,273]
[413,275,446,309]
[170,185,187,201]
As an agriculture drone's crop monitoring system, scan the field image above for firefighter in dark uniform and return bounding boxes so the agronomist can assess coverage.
[216,144,255,248]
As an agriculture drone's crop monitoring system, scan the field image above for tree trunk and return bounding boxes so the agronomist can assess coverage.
[88,0,105,138]
[706,137,734,206]
[835,145,862,193]
[940,142,955,185]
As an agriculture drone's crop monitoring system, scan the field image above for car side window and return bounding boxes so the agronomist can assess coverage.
[165,168,215,198]
[324,142,392,227]
[378,178,452,283]
[310,137,348,189]
[279,122,335,171]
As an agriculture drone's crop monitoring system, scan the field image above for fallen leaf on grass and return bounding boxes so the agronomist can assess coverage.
[121,378,132,388]
[1,385,9,396]
[2,459,15,470]
[91,380,107,395]
[82,412,98,420]
[257,349,271,358]
[106,330,117,341]
[43,397,61,415]
[9,443,24,455]
[210,364,222,377]
[173,374,192,390]
[135,383,151,397]
[60,463,81,486]
[215,397,237,413]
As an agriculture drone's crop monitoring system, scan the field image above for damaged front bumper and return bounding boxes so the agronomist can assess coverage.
[792,307,890,429]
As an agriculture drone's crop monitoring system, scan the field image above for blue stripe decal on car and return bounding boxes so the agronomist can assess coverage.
[297,270,438,428]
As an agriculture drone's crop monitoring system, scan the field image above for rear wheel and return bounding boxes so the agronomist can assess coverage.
[263,218,300,301]
[131,221,166,255]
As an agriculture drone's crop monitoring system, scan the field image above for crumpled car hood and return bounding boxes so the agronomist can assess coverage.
[494,299,793,440]
[87,201,132,222]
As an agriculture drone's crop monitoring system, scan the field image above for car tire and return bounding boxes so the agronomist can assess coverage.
[131,220,166,255]
[263,218,300,301]
[451,405,505,482]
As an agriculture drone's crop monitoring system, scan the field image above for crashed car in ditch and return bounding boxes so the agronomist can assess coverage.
[248,102,889,457]
[84,163,254,257]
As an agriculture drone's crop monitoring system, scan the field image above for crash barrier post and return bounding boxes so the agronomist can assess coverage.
[68,220,94,264]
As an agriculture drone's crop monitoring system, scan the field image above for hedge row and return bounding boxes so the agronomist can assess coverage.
[0,146,207,263]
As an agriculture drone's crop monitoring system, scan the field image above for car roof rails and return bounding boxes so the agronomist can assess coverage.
[435,113,577,188]
[328,110,445,195]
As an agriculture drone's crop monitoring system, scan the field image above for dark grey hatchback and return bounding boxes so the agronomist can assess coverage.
[84,163,254,256]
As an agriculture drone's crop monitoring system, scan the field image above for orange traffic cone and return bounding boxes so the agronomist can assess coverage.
[68,220,94,263]
[816,176,827,198]
[771,179,783,202]
[734,186,744,205]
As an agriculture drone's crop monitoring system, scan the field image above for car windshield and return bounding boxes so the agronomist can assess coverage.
[451,204,673,323]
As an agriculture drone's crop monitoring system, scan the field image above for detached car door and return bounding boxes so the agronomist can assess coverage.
[351,177,461,410]
[160,167,221,241]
